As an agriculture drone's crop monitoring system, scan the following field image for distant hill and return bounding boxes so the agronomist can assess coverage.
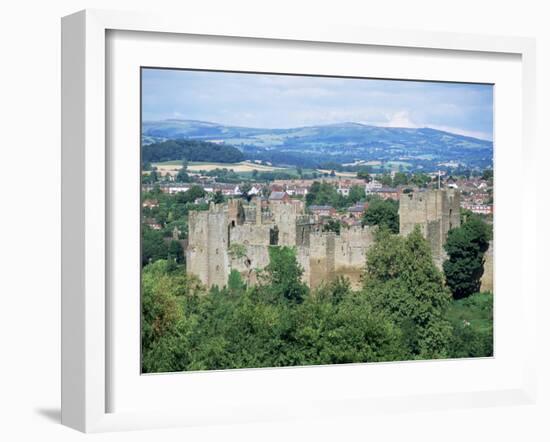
[142,119,493,171]
[142,139,244,164]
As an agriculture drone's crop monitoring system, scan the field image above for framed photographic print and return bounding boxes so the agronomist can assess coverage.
[61,9,537,432]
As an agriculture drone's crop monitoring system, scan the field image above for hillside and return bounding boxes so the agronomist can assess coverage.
[142,139,244,164]
[142,119,493,171]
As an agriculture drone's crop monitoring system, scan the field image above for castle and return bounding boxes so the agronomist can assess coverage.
[186,188,465,290]
[186,197,375,289]
[399,188,461,266]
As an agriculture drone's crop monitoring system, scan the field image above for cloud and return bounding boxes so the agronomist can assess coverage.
[383,111,418,128]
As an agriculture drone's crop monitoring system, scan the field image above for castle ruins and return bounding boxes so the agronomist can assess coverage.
[186,188,468,290]
[186,197,375,289]
[399,188,461,266]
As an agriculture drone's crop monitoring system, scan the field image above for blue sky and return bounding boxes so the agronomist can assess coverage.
[142,68,494,141]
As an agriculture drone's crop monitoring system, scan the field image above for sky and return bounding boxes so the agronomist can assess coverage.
[142,68,494,141]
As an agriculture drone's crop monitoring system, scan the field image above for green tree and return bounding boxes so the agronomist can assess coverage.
[347,185,366,205]
[443,216,491,299]
[306,181,345,208]
[176,167,191,183]
[264,246,308,303]
[184,185,206,204]
[379,173,393,186]
[322,219,341,235]
[141,260,200,372]
[447,292,493,358]
[393,172,409,186]
[212,190,225,204]
[167,240,184,264]
[141,226,169,266]
[239,183,253,201]
[227,269,246,295]
[362,198,399,233]
[363,227,452,359]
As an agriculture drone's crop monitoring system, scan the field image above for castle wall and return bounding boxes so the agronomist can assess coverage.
[230,223,271,247]
[480,241,494,293]
[230,244,271,286]
[186,203,230,288]
[206,206,230,288]
[186,210,210,287]
[399,189,461,268]
[271,203,299,246]
[187,190,468,292]
[334,226,375,289]
[308,231,336,288]
[296,245,311,286]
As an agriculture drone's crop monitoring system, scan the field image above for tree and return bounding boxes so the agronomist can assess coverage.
[141,260,201,373]
[212,190,225,204]
[239,183,253,201]
[141,226,169,266]
[362,198,399,233]
[363,227,453,359]
[175,167,190,182]
[443,216,491,299]
[264,246,308,303]
[379,173,393,186]
[227,269,246,295]
[167,240,184,264]
[410,173,431,188]
[306,181,345,208]
[184,185,206,204]
[323,219,341,235]
[393,172,409,186]
[347,185,366,205]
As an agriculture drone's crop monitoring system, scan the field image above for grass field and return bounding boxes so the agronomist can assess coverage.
[316,169,357,178]
[152,160,285,175]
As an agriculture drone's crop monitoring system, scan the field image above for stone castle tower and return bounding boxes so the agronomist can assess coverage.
[399,189,461,265]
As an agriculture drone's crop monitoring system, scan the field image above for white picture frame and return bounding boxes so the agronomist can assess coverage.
[61,9,538,433]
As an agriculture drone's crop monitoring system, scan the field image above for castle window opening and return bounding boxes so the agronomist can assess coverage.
[269,226,279,245]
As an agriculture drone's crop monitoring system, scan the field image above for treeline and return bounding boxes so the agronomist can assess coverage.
[306,181,366,209]
[142,139,244,164]
[141,227,493,373]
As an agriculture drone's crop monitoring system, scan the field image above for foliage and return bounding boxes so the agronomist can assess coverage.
[141,226,492,373]
[348,185,366,204]
[306,181,366,209]
[263,246,308,303]
[363,227,453,359]
[141,226,169,266]
[322,219,341,235]
[142,139,244,164]
[141,259,406,373]
[306,181,344,208]
[362,198,399,233]
[212,190,225,204]
[447,292,493,358]
[443,216,491,299]
[228,243,247,259]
